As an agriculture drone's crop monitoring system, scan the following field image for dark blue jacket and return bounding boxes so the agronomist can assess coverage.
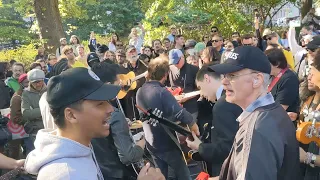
[136,81,195,152]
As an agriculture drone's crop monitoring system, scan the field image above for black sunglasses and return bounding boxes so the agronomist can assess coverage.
[243,44,252,46]
[211,30,217,32]
[212,40,220,42]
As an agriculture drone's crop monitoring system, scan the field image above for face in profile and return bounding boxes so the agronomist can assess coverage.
[73,100,114,138]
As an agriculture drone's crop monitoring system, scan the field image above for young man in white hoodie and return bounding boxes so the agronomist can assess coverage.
[25,67,165,180]
[24,67,121,180]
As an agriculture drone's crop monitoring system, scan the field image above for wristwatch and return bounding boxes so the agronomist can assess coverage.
[310,154,317,168]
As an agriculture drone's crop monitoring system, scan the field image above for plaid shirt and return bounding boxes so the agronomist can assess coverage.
[237,93,275,122]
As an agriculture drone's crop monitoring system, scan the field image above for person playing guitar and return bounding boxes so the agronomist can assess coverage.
[136,56,199,180]
[186,64,242,177]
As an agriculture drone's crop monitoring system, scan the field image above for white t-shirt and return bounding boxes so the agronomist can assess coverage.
[39,92,57,130]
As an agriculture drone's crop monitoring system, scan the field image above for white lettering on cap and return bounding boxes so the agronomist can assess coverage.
[88,69,100,81]
[227,52,239,60]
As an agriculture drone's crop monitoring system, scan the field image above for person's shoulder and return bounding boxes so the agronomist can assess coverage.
[38,162,71,180]
[282,69,299,82]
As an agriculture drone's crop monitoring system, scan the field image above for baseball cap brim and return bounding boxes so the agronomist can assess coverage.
[307,43,319,50]
[208,63,244,74]
[84,84,120,101]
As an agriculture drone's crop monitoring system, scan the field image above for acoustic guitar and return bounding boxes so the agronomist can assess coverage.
[118,71,148,99]
[296,110,320,146]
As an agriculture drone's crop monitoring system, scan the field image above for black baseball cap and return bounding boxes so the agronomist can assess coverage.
[209,46,271,74]
[307,36,320,50]
[47,67,120,109]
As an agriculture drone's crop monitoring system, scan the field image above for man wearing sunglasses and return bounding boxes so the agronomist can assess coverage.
[207,35,225,54]
[263,31,295,69]
[241,34,255,46]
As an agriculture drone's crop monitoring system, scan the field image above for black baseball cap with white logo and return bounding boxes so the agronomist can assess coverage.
[209,46,271,74]
[47,67,120,109]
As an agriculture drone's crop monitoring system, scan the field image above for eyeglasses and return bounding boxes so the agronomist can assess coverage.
[212,40,220,42]
[222,72,258,81]
[243,43,253,46]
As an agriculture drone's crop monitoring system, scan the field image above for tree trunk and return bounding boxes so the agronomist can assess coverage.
[34,0,64,53]
[301,0,313,19]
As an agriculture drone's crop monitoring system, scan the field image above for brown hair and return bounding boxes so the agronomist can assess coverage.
[70,35,80,45]
[202,46,221,62]
[62,46,73,55]
[147,57,170,81]
[30,62,41,70]
[312,49,320,71]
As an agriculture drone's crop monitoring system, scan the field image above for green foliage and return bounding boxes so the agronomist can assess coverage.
[62,0,144,40]
[0,1,33,43]
[0,44,37,69]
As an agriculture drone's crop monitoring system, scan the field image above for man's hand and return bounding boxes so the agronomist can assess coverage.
[186,131,202,151]
[137,163,165,180]
[14,159,25,169]
[136,137,146,149]
[287,112,298,121]
[190,123,200,136]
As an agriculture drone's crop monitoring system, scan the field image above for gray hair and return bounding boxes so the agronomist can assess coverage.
[262,73,271,90]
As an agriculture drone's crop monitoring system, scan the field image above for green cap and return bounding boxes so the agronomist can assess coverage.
[194,42,206,53]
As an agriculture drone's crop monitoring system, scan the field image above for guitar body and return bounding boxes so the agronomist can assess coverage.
[118,71,137,99]
[296,121,320,146]
[167,86,183,96]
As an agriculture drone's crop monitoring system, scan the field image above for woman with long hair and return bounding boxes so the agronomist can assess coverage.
[108,33,119,52]
[199,46,221,68]
[70,35,81,57]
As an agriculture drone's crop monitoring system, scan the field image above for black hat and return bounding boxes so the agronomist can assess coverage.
[46,67,120,109]
[87,52,100,67]
[307,36,320,50]
[209,46,271,74]
[97,44,109,54]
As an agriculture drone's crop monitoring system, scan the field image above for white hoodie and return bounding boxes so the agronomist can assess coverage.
[25,129,104,180]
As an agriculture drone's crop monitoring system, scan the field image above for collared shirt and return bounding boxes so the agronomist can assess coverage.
[216,85,224,100]
[237,93,275,122]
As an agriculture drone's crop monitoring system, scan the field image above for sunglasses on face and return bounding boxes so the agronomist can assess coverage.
[212,40,220,42]
[211,30,217,32]
[243,44,252,46]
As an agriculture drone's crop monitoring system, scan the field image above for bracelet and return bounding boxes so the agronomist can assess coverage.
[304,152,313,165]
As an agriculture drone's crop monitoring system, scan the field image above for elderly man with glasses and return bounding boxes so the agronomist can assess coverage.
[208,46,301,180]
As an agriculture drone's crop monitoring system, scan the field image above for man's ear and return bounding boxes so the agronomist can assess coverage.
[64,107,78,125]
[204,74,211,83]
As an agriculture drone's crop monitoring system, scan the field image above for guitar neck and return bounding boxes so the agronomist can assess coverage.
[132,71,148,82]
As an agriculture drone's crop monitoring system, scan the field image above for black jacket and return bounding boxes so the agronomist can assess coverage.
[198,95,242,176]
[0,80,11,110]
[92,108,144,179]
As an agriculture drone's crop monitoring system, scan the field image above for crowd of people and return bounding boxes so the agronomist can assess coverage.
[1,11,320,180]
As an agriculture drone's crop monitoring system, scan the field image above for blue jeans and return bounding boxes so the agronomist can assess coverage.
[152,149,191,180]
[24,135,35,155]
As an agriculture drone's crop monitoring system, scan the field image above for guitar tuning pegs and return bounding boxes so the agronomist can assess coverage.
[314,111,320,122]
